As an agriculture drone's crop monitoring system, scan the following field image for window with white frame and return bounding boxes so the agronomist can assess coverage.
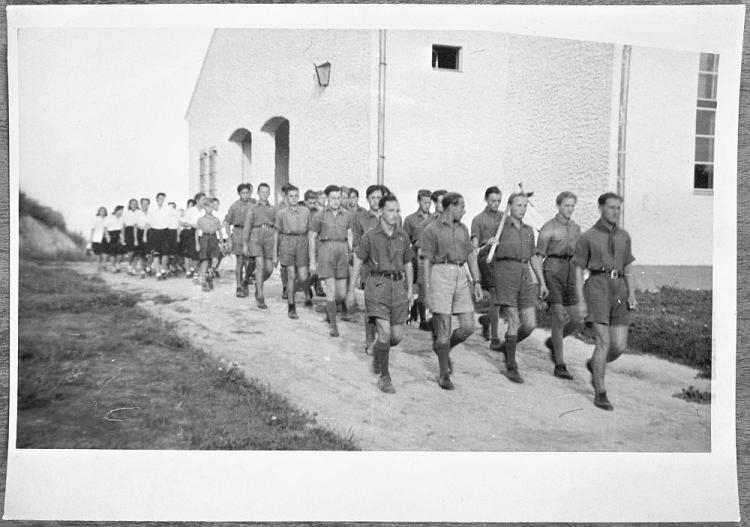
[208,148,218,198]
[199,151,208,193]
[694,53,718,190]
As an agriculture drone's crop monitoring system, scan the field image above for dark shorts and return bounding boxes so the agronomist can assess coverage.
[584,274,631,326]
[365,274,409,326]
[249,227,275,259]
[123,226,136,252]
[198,234,221,261]
[165,229,178,256]
[279,234,310,267]
[543,259,577,306]
[148,228,171,256]
[318,240,349,280]
[493,260,538,309]
[477,245,495,290]
[180,228,198,260]
[106,231,125,255]
[92,241,104,255]
[133,228,146,256]
[230,227,245,256]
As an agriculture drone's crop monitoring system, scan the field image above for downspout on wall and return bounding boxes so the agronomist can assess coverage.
[617,45,632,227]
[377,29,387,186]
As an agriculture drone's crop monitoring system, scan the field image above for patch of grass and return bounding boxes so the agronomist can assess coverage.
[535,287,711,376]
[17,260,359,450]
[674,386,711,405]
[152,294,176,305]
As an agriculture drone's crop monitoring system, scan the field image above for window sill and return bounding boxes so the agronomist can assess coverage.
[693,188,714,196]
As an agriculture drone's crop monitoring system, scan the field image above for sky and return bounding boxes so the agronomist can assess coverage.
[17,28,214,234]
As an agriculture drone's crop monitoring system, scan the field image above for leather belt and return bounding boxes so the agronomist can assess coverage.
[589,268,623,279]
[432,258,466,266]
[497,257,530,264]
[547,254,573,260]
[320,239,347,243]
[370,271,405,280]
[233,224,244,228]
[281,231,307,236]
[254,223,275,229]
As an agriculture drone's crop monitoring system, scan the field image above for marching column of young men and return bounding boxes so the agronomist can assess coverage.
[89,182,635,410]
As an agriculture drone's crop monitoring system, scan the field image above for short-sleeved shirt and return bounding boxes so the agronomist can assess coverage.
[572,219,635,273]
[91,216,107,241]
[106,215,125,232]
[148,205,173,230]
[225,199,253,228]
[495,219,536,260]
[132,209,149,229]
[355,223,414,273]
[197,214,222,235]
[244,201,277,230]
[471,206,504,246]
[275,205,311,234]
[536,213,581,260]
[182,206,203,228]
[403,209,432,248]
[419,216,473,263]
[352,209,380,248]
[166,208,180,230]
[309,207,352,241]
[122,209,139,227]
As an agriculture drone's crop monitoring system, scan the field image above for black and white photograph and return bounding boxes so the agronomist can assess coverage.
[4,3,743,522]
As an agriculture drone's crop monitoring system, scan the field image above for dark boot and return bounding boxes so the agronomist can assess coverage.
[434,343,454,390]
[478,315,491,341]
[288,303,298,319]
[417,301,427,326]
[326,301,339,337]
[375,342,395,394]
[503,335,523,383]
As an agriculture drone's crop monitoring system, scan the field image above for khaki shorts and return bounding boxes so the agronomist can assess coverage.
[493,260,538,309]
[544,259,577,306]
[249,227,275,259]
[365,274,409,325]
[279,234,310,267]
[230,228,245,256]
[428,263,474,315]
[584,274,631,326]
[318,240,349,280]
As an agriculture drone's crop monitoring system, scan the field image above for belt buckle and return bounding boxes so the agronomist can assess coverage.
[610,270,619,279]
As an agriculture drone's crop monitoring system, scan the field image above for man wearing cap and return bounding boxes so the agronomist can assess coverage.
[224,183,254,298]
[242,182,277,309]
[420,192,483,390]
[403,189,433,331]
[471,186,504,350]
[348,193,413,394]
[492,192,549,384]
[537,191,582,380]
[573,192,637,411]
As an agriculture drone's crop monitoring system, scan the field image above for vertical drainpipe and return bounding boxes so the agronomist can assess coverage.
[616,45,632,227]
[377,29,387,186]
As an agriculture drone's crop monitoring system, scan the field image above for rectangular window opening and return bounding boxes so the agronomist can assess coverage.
[432,45,461,71]
[693,53,719,190]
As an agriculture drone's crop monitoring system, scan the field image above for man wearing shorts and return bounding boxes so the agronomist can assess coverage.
[573,192,637,411]
[181,193,206,280]
[224,183,254,297]
[243,183,277,309]
[308,185,353,337]
[133,198,150,278]
[146,192,176,281]
[470,186,504,350]
[537,191,582,380]
[403,189,432,331]
[348,194,413,394]
[420,192,483,390]
[491,192,548,384]
[274,184,312,319]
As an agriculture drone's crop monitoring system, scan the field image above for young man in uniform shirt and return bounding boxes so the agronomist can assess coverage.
[491,192,549,384]
[243,182,277,309]
[278,183,292,300]
[195,204,223,292]
[403,189,433,331]
[470,186,504,350]
[308,185,353,337]
[572,192,637,411]
[352,185,384,347]
[224,183,254,298]
[304,189,326,299]
[420,192,483,390]
[536,191,582,380]
[348,194,414,394]
[274,184,313,318]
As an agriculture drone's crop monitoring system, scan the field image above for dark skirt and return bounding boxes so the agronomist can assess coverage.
[106,230,125,255]
[123,226,136,251]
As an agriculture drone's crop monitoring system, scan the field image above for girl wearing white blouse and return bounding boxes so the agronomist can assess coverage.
[106,205,126,272]
[89,207,108,272]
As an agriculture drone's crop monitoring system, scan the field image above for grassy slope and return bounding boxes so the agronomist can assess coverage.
[17,260,358,450]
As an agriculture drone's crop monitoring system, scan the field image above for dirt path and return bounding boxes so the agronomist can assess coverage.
[83,262,710,452]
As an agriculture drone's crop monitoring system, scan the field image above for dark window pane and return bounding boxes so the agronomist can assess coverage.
[432,45,461,70]
[697,99,717,109]
[695,137,714,162]
[699,53,719,73]
[696,109,716,135]
[698,73,717,99]
[694,164,713,189]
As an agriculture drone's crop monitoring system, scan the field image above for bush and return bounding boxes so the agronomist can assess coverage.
[19,191,68,232]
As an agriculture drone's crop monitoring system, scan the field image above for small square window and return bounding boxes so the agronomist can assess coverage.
[432,45,461,71]
[694,164,713,190]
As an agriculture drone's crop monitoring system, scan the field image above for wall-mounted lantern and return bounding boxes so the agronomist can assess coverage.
[314,62,331,87]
